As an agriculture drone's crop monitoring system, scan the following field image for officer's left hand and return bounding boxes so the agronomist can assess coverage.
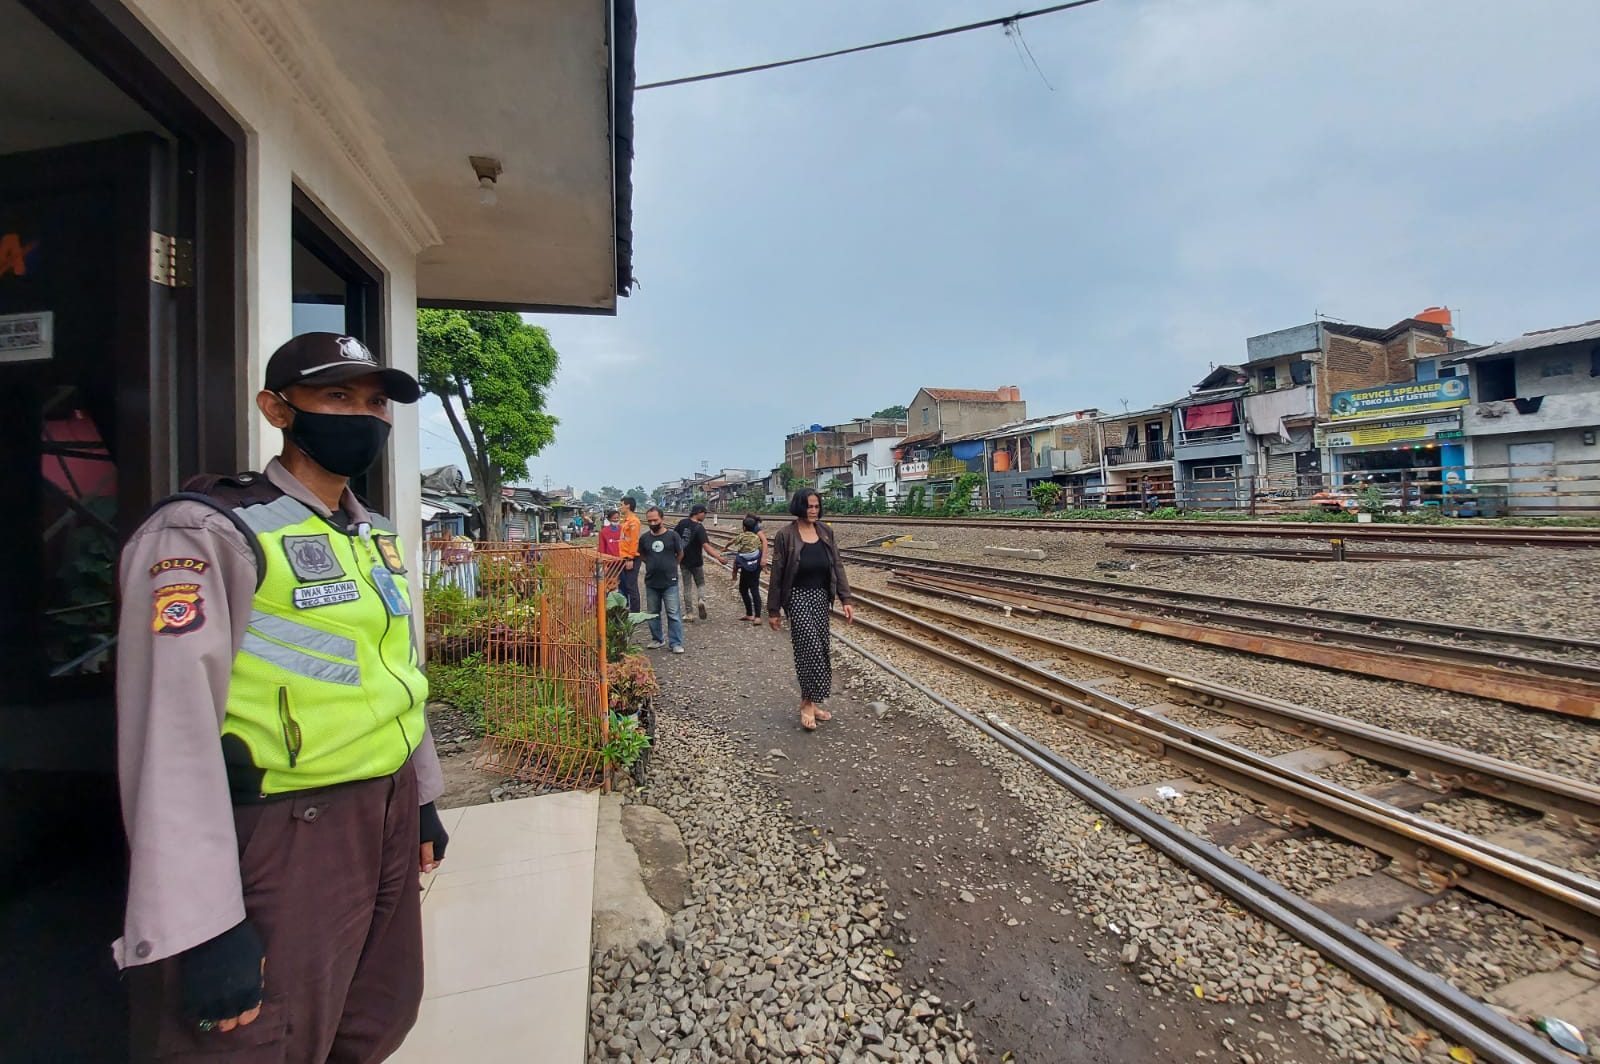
[419,801,449,874]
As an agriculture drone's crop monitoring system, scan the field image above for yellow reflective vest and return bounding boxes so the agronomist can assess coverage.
[194,484,429,797]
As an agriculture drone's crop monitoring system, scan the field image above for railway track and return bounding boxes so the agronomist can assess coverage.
[700,527,1598,1056]
[845,589,1600,943]
[840,550,1600,719]
[835,548,1600,658]
[852,582,1600,835]
[838,634,1577,1064]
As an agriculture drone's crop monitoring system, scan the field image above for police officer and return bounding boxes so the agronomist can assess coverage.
[115,333,449,1061]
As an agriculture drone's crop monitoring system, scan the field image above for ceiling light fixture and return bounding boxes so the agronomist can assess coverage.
[470,155,502,207]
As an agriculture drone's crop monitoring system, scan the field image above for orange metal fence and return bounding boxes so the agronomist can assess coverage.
[424,539,625,790]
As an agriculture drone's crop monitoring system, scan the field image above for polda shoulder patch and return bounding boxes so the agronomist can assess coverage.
[149,557,209,578]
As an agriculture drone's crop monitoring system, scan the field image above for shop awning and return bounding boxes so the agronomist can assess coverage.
[1181,401,1236,431]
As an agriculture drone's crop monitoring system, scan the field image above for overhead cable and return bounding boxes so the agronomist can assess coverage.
[636,0,1109,91]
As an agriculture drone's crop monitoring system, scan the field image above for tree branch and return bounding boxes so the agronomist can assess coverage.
[438,394,483,487]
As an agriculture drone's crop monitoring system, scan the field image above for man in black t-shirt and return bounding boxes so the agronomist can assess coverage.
[674,504,727,622]
[639,507,686,652]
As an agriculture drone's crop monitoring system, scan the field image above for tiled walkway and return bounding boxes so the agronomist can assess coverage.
[389,791,599,1064]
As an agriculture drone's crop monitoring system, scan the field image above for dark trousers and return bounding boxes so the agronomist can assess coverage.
[130,763,423,1063]
[738,568,762,617]
[618,560,640,612]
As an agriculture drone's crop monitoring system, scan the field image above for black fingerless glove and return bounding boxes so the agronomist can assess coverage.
[419,801,449,861]
[180,919,264,1023]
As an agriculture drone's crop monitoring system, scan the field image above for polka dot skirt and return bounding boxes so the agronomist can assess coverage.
[786,587,833,704]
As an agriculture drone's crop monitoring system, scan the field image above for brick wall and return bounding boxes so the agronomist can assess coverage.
[1321,336,1397,416]
[1318,328,1447,416]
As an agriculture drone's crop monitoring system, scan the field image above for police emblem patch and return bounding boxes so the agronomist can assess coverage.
[373,535,407,574]
[283,534,343,582]
[152,583,205,635]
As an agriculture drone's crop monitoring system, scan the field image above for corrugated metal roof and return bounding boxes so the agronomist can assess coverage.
[1097,401,1182,423]
[944,409,1100,443]
[1448,319,1600,362]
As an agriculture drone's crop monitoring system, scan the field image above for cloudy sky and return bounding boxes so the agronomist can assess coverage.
[417,0,1600,495]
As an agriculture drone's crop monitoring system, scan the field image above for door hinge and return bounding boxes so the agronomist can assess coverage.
[149,231,194,288]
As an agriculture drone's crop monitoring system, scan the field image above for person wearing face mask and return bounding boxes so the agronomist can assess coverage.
[598,508,623,559]
[113,333,447,1061]
[637,506,685,653]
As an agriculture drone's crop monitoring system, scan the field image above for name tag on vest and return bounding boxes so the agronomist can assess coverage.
[292,579,361,609]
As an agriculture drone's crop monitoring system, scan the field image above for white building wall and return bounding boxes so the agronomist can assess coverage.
[124,0,429,560]
[851,438,901,500]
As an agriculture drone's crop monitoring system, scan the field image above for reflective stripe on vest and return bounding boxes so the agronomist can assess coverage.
[221,496,428,797]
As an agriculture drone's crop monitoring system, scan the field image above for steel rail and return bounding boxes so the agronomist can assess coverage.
[857,583,1600,834]
[1106,541,1497,562]
[844,597,1600,946]
[675,511,1600,547]
[805,512,1600,548]
[833,633,1571,1064]
[838,548,1600,659]
[884,568,1600,719]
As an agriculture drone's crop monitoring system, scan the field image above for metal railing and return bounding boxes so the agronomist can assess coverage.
[423,540,626,790]
[1102,440,1173,466]
[1168,460,1600,516]
[964,458,1600,516]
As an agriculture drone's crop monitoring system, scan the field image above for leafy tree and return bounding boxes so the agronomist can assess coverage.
[599,485,622,503]
[626,486,649,506]
[579,490,600,507]
[872,404,908,419]
[776,463,802,491]
[418,309,559,541]
[822,476,851,499]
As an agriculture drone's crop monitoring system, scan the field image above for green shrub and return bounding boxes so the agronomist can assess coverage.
[1030,482,1063,511]
[426,653,486,732]
[940,473,985,516]
[601,712,652,769]
[1277,509,1356,524]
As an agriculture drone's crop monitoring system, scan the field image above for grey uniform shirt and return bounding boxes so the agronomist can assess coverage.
[113,458,443,968]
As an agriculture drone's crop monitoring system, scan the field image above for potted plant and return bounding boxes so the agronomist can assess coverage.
[606,650,660,785]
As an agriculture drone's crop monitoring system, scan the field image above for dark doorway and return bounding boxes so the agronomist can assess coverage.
[291,189,388,511]
[0,127,172,1064]
[0,2,241,1059]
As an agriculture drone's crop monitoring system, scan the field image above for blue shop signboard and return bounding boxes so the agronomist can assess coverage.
[1329,378,1470,420]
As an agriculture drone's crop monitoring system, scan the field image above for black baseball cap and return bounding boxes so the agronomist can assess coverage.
[265,333,423,404]
[689,504,708,516]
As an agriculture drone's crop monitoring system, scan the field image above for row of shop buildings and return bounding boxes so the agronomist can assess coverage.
[749,308,1599,514]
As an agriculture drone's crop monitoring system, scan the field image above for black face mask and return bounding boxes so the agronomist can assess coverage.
[279,396,390,477]
[648,522,663,532]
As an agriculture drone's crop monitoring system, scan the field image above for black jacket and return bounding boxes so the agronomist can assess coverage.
[767,520,851,617]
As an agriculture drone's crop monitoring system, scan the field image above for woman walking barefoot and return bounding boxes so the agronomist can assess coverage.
[768,489,854,730]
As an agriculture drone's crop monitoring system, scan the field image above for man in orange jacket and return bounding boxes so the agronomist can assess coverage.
[616,495,642,611]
